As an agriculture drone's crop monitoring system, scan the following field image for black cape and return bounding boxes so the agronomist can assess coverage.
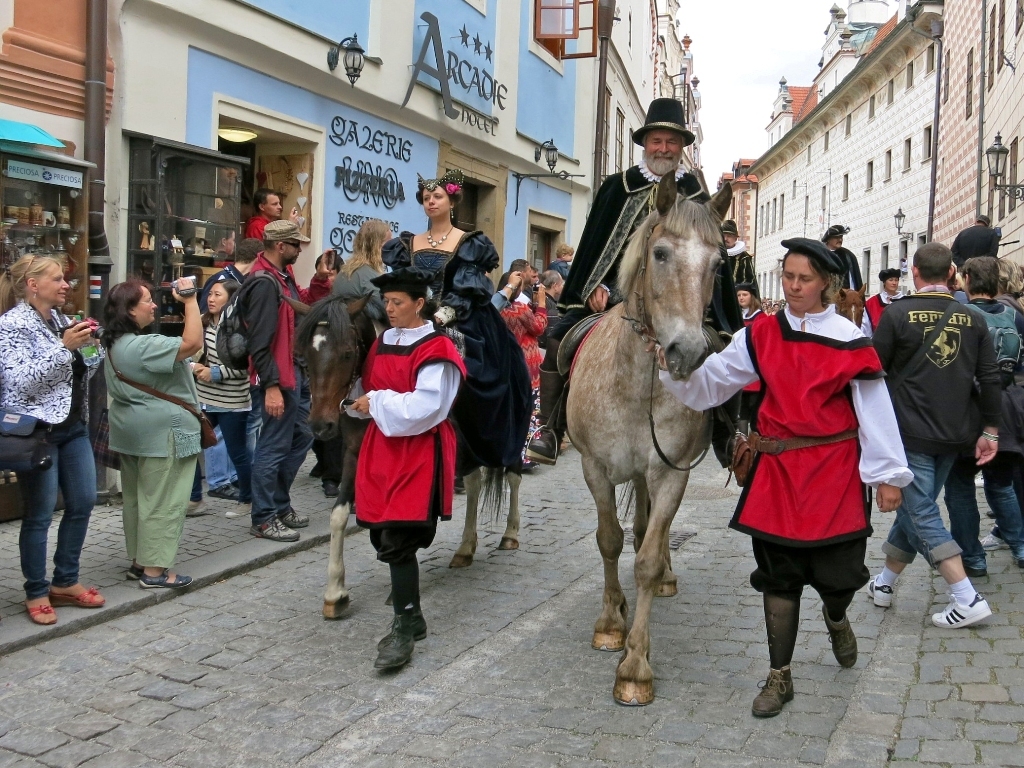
[382,232,532,469]
[833,246,864,291]
[560,166,743,334]
[726,250,757,289]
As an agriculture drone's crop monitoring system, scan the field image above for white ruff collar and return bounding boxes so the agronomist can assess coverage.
[727,241,747,258]
[638,157,686,183]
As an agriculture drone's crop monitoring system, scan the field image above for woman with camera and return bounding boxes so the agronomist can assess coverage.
[0,254,105,625]
[103,277,203,589]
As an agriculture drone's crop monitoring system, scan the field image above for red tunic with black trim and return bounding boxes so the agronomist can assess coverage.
[733,312,885,546]
[355,332,466,528]
[864,293,888,331]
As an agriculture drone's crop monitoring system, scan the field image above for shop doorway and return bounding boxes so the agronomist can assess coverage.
[454,181,480,232]
[530,227,554,273]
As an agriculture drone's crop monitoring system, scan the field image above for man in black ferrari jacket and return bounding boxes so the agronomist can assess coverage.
[868,242,1001,630]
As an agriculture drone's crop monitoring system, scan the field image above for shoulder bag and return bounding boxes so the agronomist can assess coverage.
[0,410,53,473]
[107,349,218,449]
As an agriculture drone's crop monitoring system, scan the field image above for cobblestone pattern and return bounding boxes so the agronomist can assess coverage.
[0,452,1019,767]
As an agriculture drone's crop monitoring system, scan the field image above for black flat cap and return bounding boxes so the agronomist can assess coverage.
[878,268,901,282]
[735,281,759,297]
[370,266,436,294]
[781,237,846,275]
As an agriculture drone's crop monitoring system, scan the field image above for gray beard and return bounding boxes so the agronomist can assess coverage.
[644,153,681,177]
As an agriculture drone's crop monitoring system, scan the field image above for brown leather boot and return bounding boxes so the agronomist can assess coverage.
[751,666,794,717]
[823,606,858,668]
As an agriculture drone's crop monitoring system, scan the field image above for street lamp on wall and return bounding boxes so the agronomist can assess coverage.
[894,207,906,235]
[985,132,1024,201]
[535,140,559,172]
[511,139,585,214]
[327,35,365,86]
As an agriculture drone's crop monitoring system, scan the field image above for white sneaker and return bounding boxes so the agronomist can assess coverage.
[224,508,242,519]
[931,593,992,628]
[868,579,894,608]
[981,533,1009,551]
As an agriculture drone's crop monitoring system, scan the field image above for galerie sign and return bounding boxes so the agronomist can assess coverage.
[402,12,507,121]
[5,160,83,189]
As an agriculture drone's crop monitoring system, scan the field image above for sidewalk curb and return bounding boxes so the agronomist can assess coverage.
[0,516,362,657]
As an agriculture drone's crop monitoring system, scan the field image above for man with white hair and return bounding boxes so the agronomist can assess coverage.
[527,98,742,465]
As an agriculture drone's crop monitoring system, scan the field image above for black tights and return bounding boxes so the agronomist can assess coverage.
[389,559,420,616]
[763,589,854,669]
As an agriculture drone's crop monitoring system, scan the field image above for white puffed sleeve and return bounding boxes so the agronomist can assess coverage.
[851,378,913,488]
[365,361,461,437]
[658,328,759,410]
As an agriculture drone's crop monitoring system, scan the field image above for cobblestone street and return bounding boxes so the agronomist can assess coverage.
[0,451,1022,767]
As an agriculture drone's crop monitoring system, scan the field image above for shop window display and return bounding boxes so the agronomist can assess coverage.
[126,133,248,335]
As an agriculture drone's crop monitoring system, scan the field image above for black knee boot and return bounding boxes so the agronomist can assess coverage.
[527,369,565,465]
[374,559,426,670]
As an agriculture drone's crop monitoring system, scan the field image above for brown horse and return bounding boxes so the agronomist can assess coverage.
[567,174,732,706]
[836,284,866,327]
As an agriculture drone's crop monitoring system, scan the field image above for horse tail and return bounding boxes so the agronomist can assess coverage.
[480,466,508,524]
[617,481,636,523]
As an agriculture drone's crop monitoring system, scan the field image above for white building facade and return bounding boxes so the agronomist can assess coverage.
[750,0,943,300]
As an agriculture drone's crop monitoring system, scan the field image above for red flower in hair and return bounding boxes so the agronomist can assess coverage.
[445,183,461,195]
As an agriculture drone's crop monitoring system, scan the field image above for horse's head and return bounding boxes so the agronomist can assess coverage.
[296,294,375,440]
[836,284,866,327]
[618,173,732,380]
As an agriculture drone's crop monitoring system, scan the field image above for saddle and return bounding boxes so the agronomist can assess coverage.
[557,312,606,378]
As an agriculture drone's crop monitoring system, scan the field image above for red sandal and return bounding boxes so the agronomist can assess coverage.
[26,603,57,626]
[48,586,105,609]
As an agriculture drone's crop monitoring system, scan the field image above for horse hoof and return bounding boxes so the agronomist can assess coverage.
[657,581,678,597]
[497,537,519,551]
[322,596,350,620]
[592,632,625,652]
[449,554,473,568]
[613,679,654,706]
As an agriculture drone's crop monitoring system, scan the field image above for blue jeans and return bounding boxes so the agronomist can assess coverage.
[250,367,313,526]
[247,387,262,460]
[883,451,963,567]
[207,411,252,504]
[18,421,96,599]
[205,431,237,489]
[945,453,1024,567]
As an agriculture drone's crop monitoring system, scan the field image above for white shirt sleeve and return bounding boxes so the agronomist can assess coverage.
[860,311,873,338]
[365,361,461,437]
[343,378,370,420]
[658,328,759,411]
[851,377,914,488]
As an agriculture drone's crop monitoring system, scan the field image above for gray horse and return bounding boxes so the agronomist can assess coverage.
[567,174,732,705]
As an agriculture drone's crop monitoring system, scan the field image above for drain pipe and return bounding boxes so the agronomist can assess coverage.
[84,0,112,308]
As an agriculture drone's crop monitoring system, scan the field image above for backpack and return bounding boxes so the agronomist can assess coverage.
[976,304,1023,387]
[216,271,308,370]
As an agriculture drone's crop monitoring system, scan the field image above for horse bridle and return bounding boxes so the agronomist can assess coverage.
[315,319,364,407]
[620,223,718,473]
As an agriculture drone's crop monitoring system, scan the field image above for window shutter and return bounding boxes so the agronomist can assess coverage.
[535,0,580,39]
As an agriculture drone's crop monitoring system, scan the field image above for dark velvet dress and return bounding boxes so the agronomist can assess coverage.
[382,231,532,470]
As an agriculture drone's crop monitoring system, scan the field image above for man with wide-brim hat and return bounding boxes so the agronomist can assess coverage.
[528,97,742,465]
[861,268,903,337]
[722,219,757,288]
[822,224,863,291]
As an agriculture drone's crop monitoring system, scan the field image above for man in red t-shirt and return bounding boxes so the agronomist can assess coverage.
[245,188,300,240]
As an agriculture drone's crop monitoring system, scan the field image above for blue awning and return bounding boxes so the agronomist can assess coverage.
[0,119,64,148]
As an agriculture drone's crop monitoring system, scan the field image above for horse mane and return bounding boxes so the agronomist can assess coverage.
[296,294,356,350]
[616,198,723,298]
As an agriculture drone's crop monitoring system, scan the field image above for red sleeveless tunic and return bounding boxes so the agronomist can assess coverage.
[742,310,765,393]
[864,294,887,331]
[355,332,466,528]
[733,312,884,546]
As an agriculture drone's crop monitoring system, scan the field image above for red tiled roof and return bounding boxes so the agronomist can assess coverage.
[787,86,812,118]
[866,13,898,55]
[795,88,818,123]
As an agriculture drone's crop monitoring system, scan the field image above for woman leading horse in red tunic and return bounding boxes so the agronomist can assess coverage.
[659,238,912,718]
[348,266,466,671]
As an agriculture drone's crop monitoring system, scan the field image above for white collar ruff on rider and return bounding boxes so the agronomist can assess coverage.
[638,157,687,183]
[727,240,747,258]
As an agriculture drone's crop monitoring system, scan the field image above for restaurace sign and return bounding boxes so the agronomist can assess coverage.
[402,12,507,121]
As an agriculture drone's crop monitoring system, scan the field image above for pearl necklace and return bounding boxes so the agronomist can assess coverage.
[426,226,454,248]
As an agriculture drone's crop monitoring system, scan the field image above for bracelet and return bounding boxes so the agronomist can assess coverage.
[982,432,999,442]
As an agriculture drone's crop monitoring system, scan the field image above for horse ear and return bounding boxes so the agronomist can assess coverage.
[347,294,371,317]
[838,288,848,301]
[708,183,732,223]
[857,284,867,299]
[656,173,677,216]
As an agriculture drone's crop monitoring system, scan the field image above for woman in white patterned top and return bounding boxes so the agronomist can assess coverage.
[191,281,252,511]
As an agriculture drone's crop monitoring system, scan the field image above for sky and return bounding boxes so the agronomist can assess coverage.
[677,0,850,184]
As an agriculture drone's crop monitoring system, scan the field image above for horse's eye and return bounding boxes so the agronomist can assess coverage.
[653,246,670,262]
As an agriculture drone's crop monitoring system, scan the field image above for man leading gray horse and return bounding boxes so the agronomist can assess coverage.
[527,98,743,465]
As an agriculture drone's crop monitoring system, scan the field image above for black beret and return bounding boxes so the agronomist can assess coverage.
[822,224,850,242]
[735,281,758,297]
[878,268,902,282]
[781,237,846,275]
[370,266,436,294]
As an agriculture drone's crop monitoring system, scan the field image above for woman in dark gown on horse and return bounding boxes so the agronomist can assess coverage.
[382,170,531,476]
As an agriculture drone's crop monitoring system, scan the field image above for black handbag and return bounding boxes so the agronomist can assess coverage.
[0,410,53,473]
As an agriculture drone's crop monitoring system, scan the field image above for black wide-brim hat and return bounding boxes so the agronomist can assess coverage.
[781,237,846,275]
[721,219,739,237]
[633,98,696,147]
[370,266,436,294]
[822,224,850,243]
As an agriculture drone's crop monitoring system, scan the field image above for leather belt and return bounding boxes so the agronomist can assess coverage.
[748,429,859,456]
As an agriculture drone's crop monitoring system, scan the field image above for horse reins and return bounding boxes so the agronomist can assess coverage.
[620,222,715,473]
[315,319,363,405]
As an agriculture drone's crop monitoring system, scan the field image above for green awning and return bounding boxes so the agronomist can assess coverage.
[0,119,64,148]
